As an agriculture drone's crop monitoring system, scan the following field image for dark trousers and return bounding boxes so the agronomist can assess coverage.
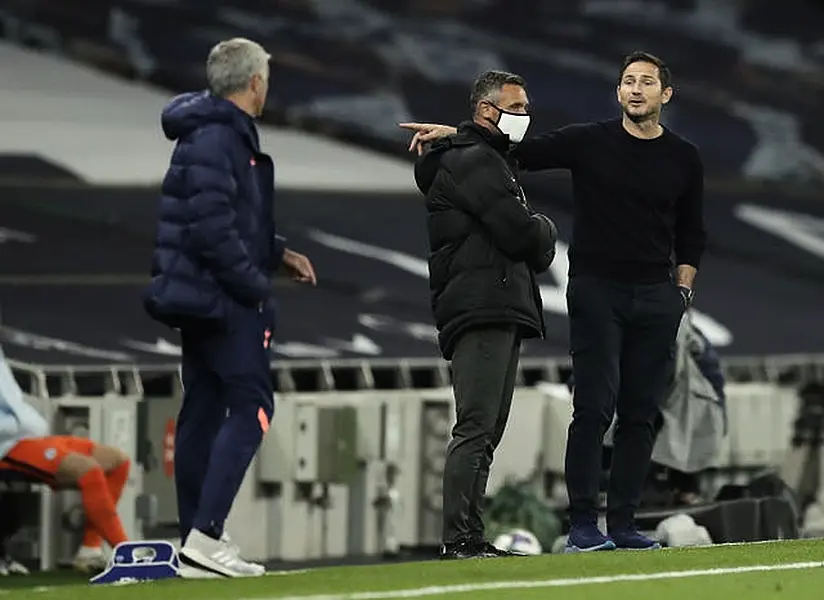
[442,325,521,544]
[0,492,23,554]
[175,306,274,543]
[564,275,683,531]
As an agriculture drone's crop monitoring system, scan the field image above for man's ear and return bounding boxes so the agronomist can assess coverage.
[250,73,263,94]
[478,101,494,122]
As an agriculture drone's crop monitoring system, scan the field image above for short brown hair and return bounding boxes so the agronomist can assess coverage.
[469,70,527,113]
[619,51,671,89]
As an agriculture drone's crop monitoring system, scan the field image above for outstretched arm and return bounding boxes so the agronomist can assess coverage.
[512,123,589,171]
[399,122,458,155]
[399,121,588,171]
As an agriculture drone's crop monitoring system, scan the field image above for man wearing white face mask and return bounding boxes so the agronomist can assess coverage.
[403,52,707,553]
[413,70,558,559]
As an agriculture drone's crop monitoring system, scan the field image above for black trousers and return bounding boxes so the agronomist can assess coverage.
[564,275,683,531]
[442,325,521,544]
[0,492,23,554]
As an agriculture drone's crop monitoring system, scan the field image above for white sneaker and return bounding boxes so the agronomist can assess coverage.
[72,546,108,574]
[4,556,29,576]
[178,530,265,579]
[219,532,265,575]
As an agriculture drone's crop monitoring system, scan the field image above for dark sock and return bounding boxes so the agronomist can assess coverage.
[200,525,222,541]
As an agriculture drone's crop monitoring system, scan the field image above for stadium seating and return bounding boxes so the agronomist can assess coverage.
[1,0,821,181]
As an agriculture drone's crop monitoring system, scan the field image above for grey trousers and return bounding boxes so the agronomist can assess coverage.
[442,325,521,544]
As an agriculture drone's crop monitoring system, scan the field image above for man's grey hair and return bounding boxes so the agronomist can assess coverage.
[469,70,526,113]
[206,38,271,97]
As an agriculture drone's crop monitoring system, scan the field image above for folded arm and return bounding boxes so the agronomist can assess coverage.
[452,153,556,262]
[526,210,558,273]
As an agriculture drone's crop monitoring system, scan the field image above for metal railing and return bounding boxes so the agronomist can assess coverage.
[8,354,824,399]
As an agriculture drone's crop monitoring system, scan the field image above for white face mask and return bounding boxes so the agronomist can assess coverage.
[495,108,531,143]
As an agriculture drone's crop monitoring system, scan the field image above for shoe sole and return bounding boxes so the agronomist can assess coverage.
[178,564,225,580]
[614,542,662,551]
[178,549,264,579]
[564,540,617,553]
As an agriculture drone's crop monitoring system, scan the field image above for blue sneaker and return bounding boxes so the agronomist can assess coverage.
[610,529,662,550]
[565,525,617,553]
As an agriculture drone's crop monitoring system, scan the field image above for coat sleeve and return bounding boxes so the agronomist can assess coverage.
[526,211,558,273]
[185,129,272,306]
[269,234,287,271]
[451,150,556,262]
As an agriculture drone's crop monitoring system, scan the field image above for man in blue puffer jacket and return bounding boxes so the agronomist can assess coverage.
[143,38,316,579]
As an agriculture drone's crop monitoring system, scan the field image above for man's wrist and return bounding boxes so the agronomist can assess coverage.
[677,284,694,308]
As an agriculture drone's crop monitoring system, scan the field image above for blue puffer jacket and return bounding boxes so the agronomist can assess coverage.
[143,92,285,329]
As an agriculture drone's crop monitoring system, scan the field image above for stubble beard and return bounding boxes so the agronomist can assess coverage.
[623,104,659,124]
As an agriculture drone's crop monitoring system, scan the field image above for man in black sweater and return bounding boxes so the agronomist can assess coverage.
[414,70,558,559]
[401,52,706,552]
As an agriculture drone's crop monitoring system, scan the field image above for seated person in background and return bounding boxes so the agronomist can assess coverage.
[0,345,131,574]
[0,491,29,576]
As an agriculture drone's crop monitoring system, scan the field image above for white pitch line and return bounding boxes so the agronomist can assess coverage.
[249,560,824,600]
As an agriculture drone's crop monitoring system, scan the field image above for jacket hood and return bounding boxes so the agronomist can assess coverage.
[414,121,510,195]
[161,91,260,149]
